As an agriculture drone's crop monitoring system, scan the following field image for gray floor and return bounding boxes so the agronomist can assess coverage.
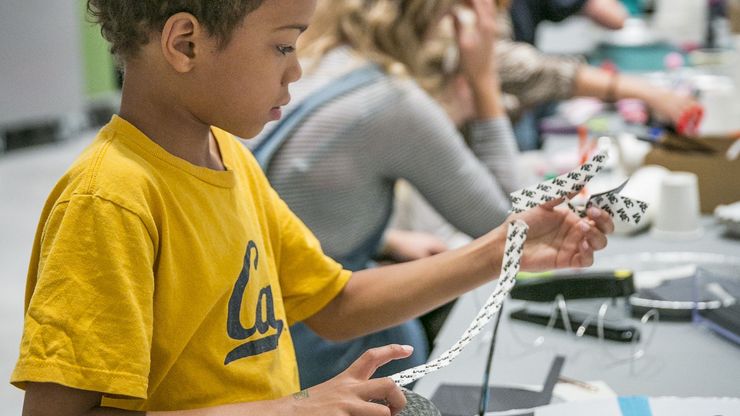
[0,131,94,412]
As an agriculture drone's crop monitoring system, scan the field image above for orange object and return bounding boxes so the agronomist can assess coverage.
[577,126,592,198]
[676,104,704,136]
[578,125,589,165]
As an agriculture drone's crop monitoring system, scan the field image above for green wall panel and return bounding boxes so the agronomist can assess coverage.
[79,0,117,97]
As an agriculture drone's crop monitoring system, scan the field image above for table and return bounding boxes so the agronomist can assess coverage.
[413,218,740,400]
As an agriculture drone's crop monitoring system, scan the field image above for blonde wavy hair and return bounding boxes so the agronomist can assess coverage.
[300,0,511,94]
[300,0,456,93]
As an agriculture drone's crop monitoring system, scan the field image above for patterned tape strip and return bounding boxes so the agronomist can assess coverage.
[390,151,648,386]
[511,151,648,224]
[510,151,608,212]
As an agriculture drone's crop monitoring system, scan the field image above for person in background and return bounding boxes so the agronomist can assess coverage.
[12,0,614,415]
[246,0,526,389]
[392,0,697,278]
[486,0,702,149]
[510,0,628,45]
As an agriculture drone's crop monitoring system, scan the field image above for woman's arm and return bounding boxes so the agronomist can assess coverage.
[370,0,520,240]
[496,42,699,126]
[496,39,582,111]
[380,229,449,262]
[573,65,700,125]
[581,0,628,30]
[445,3,524,193]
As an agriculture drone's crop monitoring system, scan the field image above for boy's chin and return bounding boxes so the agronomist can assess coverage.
[225,122,266,140]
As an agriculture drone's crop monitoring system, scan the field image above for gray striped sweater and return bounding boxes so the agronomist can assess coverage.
[244,47,522,261]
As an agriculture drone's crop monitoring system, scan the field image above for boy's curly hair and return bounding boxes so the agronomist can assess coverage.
[87,1,265,60]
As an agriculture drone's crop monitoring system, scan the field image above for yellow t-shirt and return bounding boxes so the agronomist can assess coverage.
[11,115,351,411]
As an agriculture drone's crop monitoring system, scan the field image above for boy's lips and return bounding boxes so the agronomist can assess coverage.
[269,96,290,120]
[269,107,283,120]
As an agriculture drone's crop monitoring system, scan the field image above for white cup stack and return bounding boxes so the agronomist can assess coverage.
[652,171,703,240]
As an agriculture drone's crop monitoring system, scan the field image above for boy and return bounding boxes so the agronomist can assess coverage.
[12,0,613,415]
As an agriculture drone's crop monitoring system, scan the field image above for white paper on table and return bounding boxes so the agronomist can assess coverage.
[650,397,740,415]
[526,397,740,416]
[529,398,622,416]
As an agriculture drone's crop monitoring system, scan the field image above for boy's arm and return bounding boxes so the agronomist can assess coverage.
[23,383,140,416]
[23,383,278,415]
[23,345,412,416]
[305,204,614,341]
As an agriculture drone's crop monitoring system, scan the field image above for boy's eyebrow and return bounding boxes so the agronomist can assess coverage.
[275,24,309,33]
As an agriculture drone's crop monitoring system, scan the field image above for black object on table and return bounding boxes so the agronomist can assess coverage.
[510,307,640,343]
[430,355,564,416]
[510,270,635,302]
[697,303,740,346]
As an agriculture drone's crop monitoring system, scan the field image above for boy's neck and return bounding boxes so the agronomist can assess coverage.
[118,70,225,171]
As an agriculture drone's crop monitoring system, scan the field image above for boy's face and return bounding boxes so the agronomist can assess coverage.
[187,0,316,138]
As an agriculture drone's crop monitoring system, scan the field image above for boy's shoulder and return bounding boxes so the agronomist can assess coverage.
[51,117,177,214]
[51,117,267,218]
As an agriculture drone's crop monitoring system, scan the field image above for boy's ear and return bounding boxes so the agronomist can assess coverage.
[161,12,203,73]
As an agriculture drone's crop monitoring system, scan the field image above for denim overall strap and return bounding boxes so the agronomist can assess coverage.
[336,203,393,271]
[254,66,430,389]
[252,64,388,270]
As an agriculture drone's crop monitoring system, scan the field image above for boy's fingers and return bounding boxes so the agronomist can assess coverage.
[357,378,407,414]
[556,220,589,268]
[354,401,399,416]
[585,224,608,251]
[346,345,414,380]
[587,207,615,234]
[573,249,595,268]
[539,197,564,210]
[585,219,608,251]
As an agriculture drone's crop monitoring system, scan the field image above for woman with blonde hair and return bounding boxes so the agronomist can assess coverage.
[246,0,521,388]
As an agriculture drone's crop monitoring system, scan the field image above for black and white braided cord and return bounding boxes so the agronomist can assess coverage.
[391,220,528,386]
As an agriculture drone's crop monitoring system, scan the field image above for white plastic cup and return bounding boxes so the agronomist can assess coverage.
[652,172,703,240]
[613,165,670,235]
[692,74,740,136]
[653,0,708,47]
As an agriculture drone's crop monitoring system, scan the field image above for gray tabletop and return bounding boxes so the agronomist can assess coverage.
[414,218,740,400]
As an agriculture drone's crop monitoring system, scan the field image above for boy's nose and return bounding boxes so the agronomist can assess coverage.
[284,58,303,85]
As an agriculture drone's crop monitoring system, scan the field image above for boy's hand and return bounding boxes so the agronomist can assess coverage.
[511,200,614,271]
[282,345,412,415]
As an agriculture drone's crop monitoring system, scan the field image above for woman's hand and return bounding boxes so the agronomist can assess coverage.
[644,88,702,133]
[454,0,498,88]
[382,229,449,262]
[510,199,614,271]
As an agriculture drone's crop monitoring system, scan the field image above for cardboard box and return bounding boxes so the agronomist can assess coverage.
[644,138,740,213]
[730,0,740,34]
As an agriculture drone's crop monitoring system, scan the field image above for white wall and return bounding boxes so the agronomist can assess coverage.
[0,0,84,127]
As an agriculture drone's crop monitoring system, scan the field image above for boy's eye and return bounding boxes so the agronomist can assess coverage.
[277,45,296,55]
